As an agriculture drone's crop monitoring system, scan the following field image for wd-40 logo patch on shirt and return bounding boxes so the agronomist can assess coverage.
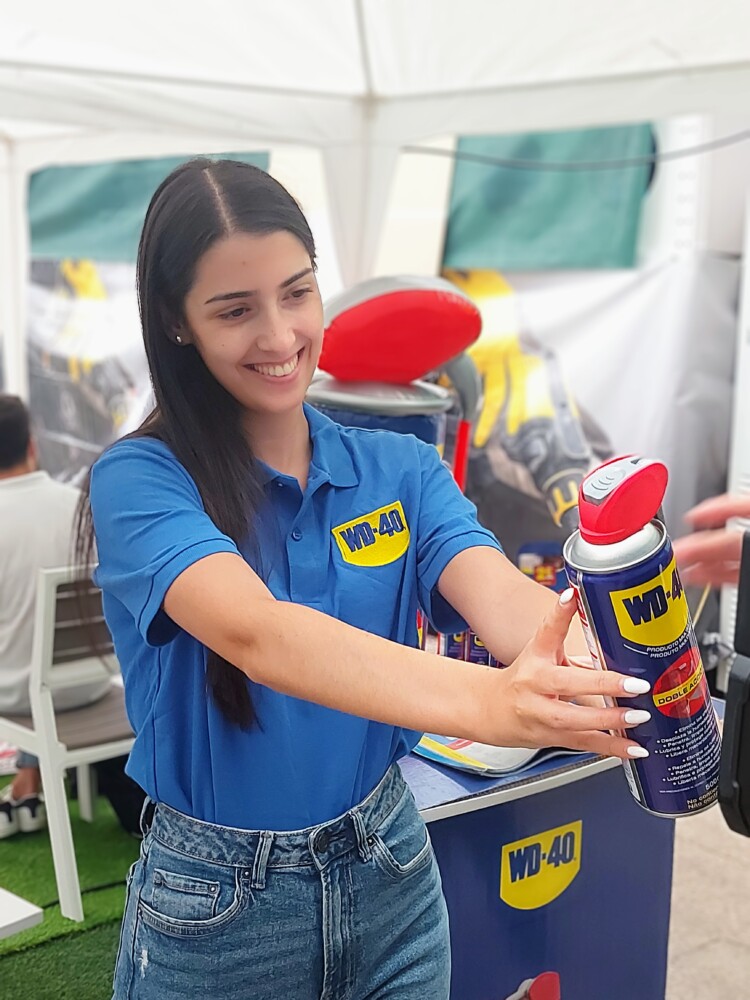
[91,404,501,831]
[333,501,410,566]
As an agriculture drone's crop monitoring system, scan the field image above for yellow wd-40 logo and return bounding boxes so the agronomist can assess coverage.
[332,501,410,567]
[610,556,688,647]
[500,821,581,910]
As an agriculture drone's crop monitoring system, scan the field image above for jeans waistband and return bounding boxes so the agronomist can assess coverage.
[147,764,409,886]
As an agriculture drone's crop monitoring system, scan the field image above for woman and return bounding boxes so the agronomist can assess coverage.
[79,158,650,1000]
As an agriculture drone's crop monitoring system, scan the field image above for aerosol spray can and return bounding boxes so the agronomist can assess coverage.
[438,631,468,659]
[563,456,721,817]
[465,631,502,667]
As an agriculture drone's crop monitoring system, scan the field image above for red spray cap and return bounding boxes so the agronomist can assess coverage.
[578,455,668,545]
[528,972,561,1000]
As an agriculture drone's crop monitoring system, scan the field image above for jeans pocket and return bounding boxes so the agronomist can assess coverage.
[370,792,434,882]
[137,845,248,938]
[150,869,220,921]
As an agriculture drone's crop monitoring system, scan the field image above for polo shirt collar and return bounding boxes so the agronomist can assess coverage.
[304,404,358,488]
[254,405,359,489]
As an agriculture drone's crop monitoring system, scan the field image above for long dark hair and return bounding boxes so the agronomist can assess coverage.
[74,158,316,728]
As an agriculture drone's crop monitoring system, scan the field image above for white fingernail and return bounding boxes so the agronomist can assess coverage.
[624,710,651,725]
[559,588,575,606]
[627,746,649,758]
[623,677,651,694]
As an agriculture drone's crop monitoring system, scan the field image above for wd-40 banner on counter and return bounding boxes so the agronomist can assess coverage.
[424,764,674,999]
[442,256,738,571]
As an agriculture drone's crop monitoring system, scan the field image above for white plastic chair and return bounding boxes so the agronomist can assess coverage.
[0,567,133,921]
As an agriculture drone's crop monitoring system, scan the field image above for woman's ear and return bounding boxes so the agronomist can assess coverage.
[159,303,191,346]
[170,321,192,346]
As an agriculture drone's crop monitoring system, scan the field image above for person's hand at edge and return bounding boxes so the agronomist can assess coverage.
[673,494,750,588]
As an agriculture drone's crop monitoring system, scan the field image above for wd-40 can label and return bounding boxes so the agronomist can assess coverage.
[567,540,721,817]
[465,632,502,667]
[438,632,467,659]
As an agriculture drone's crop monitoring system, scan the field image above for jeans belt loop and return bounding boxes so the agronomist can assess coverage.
[351,808,372,863]
[251,830,274,889]
[139,797,156,839]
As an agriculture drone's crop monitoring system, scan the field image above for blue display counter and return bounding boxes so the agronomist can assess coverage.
[400,752,675,1000]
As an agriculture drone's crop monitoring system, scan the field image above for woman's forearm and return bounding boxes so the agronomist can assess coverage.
[165,550,646,758]
[243,599,496,739]
[166,551,496,741]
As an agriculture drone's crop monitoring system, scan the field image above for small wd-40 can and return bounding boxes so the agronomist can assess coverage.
[563,455,721,818]
[465,631,502,667]
[438,632,468,659]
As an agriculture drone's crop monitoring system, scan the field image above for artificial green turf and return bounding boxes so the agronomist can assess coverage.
[0,920,122,999]
[0,791,138,956]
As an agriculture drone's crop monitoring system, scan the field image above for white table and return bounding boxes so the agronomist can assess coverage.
[0,887,43,939]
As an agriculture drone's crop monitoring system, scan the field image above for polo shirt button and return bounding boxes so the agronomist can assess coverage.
[314,831,330,853]
[276,480,284,488]
[291,528,303,541]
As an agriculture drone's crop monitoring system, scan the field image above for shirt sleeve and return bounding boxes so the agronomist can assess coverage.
[415,440,502,634]
[90,439,240,646]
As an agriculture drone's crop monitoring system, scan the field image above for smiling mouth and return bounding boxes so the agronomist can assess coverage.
[246,349,303,378]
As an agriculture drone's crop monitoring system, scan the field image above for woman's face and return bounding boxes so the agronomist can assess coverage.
[181,230,323,418]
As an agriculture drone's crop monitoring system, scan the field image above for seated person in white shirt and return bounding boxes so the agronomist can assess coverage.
[0,395,111,838]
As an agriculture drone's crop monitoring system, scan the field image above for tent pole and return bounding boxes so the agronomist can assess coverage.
[322,100,398,287]
[0,141,29,400]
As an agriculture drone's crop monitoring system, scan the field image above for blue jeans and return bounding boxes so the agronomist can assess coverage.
[112,764,450,999]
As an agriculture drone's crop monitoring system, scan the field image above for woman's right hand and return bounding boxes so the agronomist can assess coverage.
[485,590,651,760]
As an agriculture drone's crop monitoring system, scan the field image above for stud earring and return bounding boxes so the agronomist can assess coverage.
[175,335,182,344]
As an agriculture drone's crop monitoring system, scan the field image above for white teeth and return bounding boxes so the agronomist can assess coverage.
[250,353,300,377]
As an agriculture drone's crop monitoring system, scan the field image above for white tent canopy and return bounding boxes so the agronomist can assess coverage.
[2,0,750,396]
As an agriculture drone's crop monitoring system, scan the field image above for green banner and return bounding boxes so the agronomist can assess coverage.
[29,152,269,263]
[443,125,654,270]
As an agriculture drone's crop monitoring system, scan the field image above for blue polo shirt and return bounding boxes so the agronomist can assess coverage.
[90,404,501,830]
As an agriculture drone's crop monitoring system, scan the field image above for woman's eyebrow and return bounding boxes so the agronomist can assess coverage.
[205,268,314,305]
[205,289,253,304]
[280,267,314,288]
